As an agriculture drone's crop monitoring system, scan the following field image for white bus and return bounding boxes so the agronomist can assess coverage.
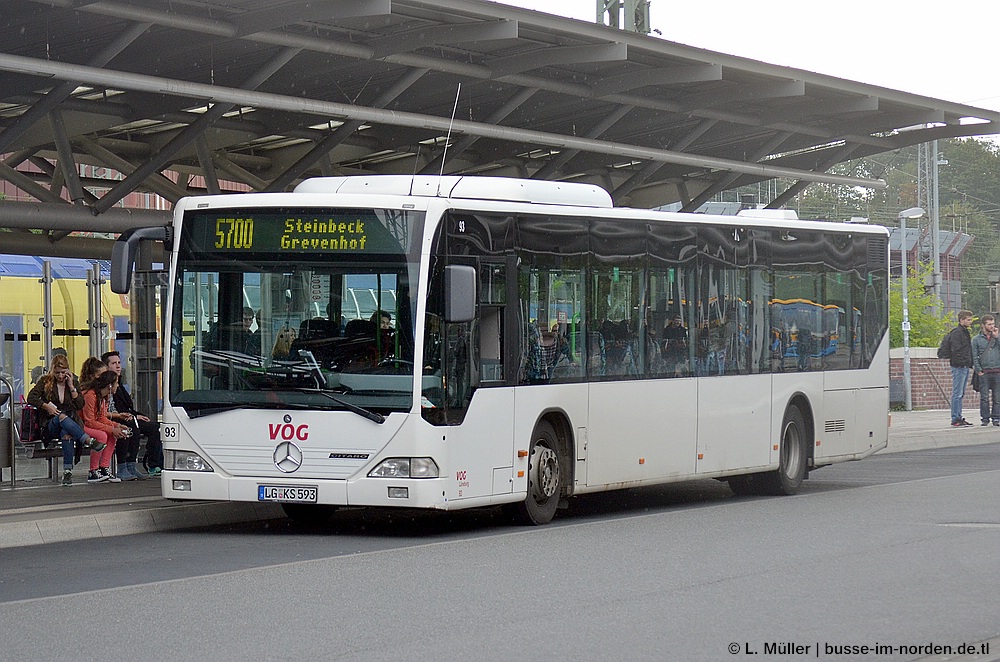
[112,176,889,525]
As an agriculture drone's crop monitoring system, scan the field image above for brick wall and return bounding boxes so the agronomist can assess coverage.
[889,347,976,410]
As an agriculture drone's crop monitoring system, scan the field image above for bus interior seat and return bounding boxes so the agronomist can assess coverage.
[299,318,338,340]
[344,318,376,337]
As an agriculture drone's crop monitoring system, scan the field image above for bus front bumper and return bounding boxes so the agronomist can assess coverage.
[162,470,449,510]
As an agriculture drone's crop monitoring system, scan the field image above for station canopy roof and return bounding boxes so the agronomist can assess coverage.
[2,0,999,255]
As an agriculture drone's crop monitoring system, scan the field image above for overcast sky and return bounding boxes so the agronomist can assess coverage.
[494,0,1000,118]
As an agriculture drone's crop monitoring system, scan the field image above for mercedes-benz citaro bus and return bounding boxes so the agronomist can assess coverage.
[112,175,889,526]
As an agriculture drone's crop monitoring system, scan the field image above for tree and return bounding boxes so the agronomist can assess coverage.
[889,262,952,348]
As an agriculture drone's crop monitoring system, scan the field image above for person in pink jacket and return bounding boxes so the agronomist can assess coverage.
[81,370,129,483]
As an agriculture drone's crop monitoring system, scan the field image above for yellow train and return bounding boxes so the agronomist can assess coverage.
[0,254,136,403]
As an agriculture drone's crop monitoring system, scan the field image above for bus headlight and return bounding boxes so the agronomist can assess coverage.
[368,457,439,478]
[165,450,215,472]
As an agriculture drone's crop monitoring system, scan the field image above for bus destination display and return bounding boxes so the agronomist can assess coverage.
[184,209,402,254]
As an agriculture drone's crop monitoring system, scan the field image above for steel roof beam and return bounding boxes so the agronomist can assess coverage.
[681,132,794,212]
[230,0,391,38]
[74,136,189,202]
[489,42,627,78]
[760,95,880,126]
[26,0,998,150]
[213,154,269,191]
[589,116,720,196]
[194,135,221,195]
[92,47,302,213]
[368,19,518,59]
[266,66,430,191]
[0,200,168,233]
[766,142,862,209]
[0,161,64,203]
[49,109,89,205]
[0,54,888,190]
[420,86,538,175]
[532,104,635,180]
[677,80,806,112]
[0,20,150,155]
[595,64,723,96]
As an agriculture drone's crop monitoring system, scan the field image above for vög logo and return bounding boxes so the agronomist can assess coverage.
[269,413,309,441]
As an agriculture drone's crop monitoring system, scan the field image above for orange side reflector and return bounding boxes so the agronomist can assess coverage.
[815,440,821,446]
[517,450,528,458]
[517,470,525,478]
[697,453,704,460]
[639,458,645,465]
[773,444,779,451]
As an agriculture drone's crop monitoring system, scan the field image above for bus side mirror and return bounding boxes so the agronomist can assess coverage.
[111,227,169,294]
[444,265,477,323]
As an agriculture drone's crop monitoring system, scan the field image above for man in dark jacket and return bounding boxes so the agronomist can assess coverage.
[972,314,1000,426]
[102,351,163,475]
[940,310,974,426]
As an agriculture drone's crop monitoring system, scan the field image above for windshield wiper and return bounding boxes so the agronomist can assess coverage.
[185,404,243,419]
[183,401,322,419]
[297,388,386,424]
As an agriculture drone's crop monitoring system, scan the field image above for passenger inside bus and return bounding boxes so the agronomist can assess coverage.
[661,315,688,376]
[204,306,261,356]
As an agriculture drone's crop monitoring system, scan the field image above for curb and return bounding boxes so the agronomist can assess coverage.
[0,500,285,549]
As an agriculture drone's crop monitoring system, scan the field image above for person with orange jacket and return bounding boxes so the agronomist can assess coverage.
[80,370,129,483]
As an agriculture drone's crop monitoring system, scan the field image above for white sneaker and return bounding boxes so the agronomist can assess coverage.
[99,468,122,483]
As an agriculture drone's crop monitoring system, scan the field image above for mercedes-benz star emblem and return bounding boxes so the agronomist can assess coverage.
[273,441,303,473]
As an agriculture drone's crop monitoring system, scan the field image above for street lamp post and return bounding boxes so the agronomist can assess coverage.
[899,207,925,411]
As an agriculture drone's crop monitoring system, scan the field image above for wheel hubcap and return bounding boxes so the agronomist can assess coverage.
[530,444,559,500]
[781,421,801,478]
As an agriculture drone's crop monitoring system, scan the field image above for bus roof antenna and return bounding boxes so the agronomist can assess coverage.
[437,83,462,196]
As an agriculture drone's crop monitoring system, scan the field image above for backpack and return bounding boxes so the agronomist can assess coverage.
[937,333,952,359]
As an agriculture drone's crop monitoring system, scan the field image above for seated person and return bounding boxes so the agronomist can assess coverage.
[372,310,393,331]
[272,326,298,359]
[204,306,260,356]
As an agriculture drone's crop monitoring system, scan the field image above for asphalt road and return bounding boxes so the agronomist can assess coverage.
[1,443,998,662]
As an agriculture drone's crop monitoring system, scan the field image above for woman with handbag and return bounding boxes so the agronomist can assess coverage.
[25,354,107,486]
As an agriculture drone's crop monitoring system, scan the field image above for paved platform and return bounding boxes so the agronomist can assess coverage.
[1,408,997,549]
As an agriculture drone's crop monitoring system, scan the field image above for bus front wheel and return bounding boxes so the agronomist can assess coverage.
[507,421,562,525]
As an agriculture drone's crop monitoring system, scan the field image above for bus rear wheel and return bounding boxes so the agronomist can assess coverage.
[729,405,808,496]
[507,421,562,525]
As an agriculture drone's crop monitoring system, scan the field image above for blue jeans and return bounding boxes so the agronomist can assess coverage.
[45,414,88,470]
[979,372,1000,423]
[951,366,970,422]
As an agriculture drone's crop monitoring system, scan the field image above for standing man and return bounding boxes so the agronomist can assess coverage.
[972,314,1000,426]
[101,350,164,476]
[940,310,974,427]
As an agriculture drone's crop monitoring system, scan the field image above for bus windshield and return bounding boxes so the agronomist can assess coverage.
[167,207,424,418]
